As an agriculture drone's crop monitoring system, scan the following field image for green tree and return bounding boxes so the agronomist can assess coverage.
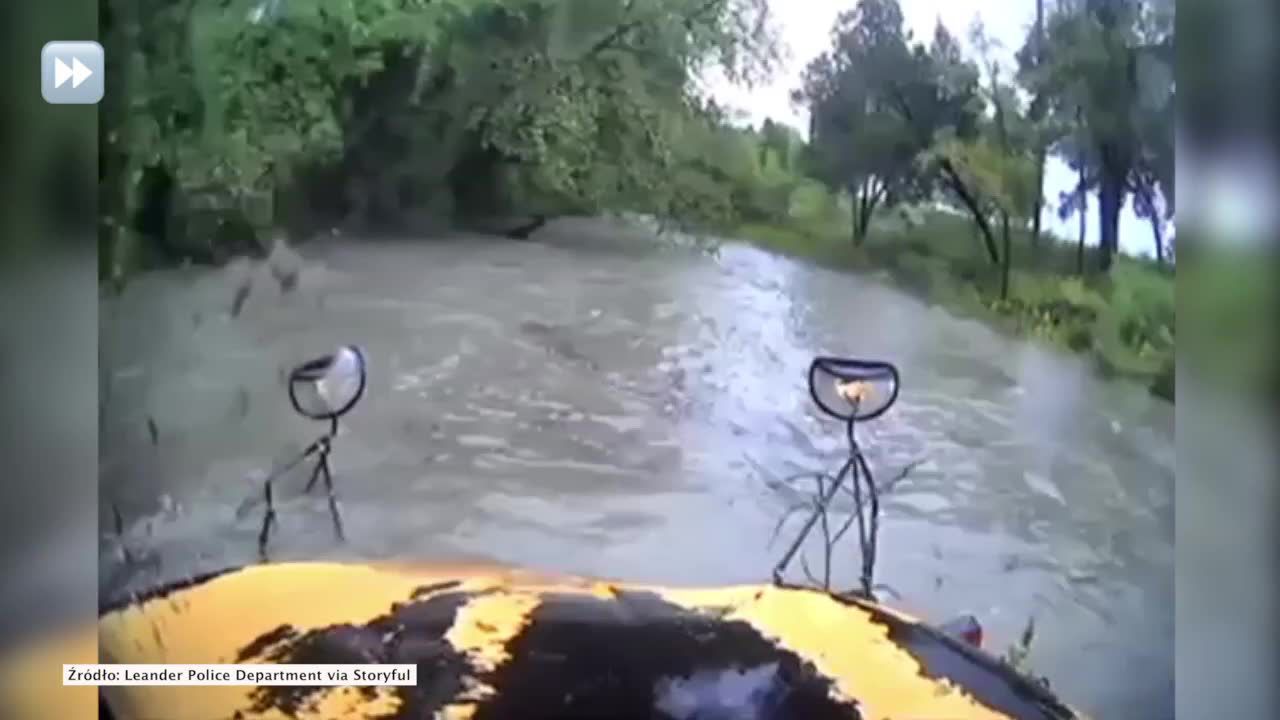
[796,7,1006,261]
[1024,0,1173,272]
[101,0,463,273]
[461,0,778,224]
[759,117,804,173]
[1016,0,1050,248]
[1055,104,1097,275]
[101,0,782,273]
[794,0,924,245]
[912,22,1003,264]
[933,21,1039,298]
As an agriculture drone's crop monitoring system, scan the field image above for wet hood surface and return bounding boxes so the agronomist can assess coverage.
[80,562,1083,719]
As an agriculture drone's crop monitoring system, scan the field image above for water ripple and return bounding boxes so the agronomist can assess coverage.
[98,223,1173,719]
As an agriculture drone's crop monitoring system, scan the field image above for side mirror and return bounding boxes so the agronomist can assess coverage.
[807,356,900,422]
[257,345,366,559]
[288,345,367,421]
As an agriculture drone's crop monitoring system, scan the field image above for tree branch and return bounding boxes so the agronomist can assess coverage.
[941,159,1001,264]
[865,180,885,229]
[882,84,999,264]
[581,0,644,59]
[582,0,722,62]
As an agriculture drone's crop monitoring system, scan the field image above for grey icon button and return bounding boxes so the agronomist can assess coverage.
[41,41,104,105]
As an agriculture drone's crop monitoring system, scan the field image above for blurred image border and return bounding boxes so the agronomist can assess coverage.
[1176,0,1280,714]
[0,0,99,666]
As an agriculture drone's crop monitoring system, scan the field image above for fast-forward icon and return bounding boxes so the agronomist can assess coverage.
[54,57,93,89]
[41,41,104,105]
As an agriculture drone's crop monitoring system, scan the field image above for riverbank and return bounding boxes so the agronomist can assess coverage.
[107,204,1175,404]
[735,209,1175,402]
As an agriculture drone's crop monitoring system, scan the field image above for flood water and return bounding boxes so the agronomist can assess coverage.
[99,217,1174,718]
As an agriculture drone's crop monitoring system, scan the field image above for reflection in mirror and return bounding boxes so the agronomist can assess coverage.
[288,345,367,421]
[808,357,899,422]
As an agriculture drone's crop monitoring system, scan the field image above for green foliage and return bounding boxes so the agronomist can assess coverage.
[944,21,1042,222]
[1175,245,1276,403]
[123,0,456,193]
[932,137,1037,221]
[795,0,939,239]
[738,205,1175,398]
[1020,0,1174,263]
[105,0,781,264]
[759,118,804,173]
[795,2,1039,258]
[104,0,1178,402]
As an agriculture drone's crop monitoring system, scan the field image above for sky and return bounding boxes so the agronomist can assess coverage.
[705,0,1156,257]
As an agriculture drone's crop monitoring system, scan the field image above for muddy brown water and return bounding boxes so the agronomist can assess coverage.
[97,217,1173,718]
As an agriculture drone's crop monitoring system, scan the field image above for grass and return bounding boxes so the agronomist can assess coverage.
[1175,242,1278,404]
[737,205,1176,402]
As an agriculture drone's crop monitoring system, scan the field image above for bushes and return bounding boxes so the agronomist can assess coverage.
[1178,249,1275,402]
[1083,259,1174,380]
[737,203,1176,401]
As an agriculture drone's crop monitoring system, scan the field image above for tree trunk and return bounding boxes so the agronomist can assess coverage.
[847,184,858,245]
[863,182,883,241]
[1136,182,1166,265]
[1030,0,1046,249]
[1097,164,1123,273]
[1035,0,1045,68]
[852,184,866,245]
[1149,209,1165,265]
[1000,211,1012,300]
[1076,185,1087,275]
[888,85,998,264]
[850,180,876,246]
[941,161,1000,265]
[1074,107,1087,276]
[448,144,504,220]
[1031,148,1045,247]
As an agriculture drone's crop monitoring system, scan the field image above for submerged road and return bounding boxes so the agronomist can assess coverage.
[99,217,1174,718]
